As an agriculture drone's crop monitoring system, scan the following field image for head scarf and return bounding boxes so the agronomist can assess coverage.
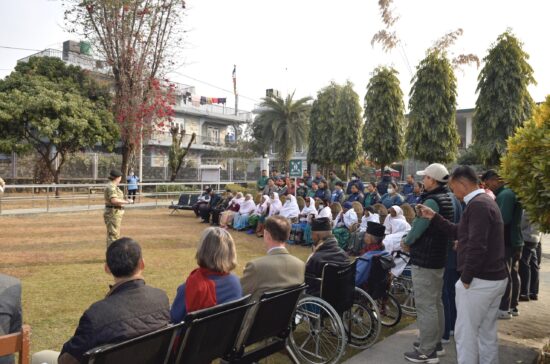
[268,192,282,216]
[238,194,256,215]
[301,197,318,216]
[359,212,381,232]
[279,195,301,219]
[255,195,270,214]
[343,208,358,228]
[229,192,245,208]
[318,205,332,220]
[383,205,407,234]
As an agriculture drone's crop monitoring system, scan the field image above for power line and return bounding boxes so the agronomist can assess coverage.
[0,46,43,52]
[169,70,261,103]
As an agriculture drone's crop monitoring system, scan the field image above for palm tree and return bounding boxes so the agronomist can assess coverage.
[254,91,312,169]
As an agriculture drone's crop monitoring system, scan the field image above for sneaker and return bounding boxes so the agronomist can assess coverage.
[511,307,519,316]
[404,349,439,363]
[440,337,451,344]
[529,294,538,301]
[498,310,512,320]
[519,295,530,302]
[413,341,445,356]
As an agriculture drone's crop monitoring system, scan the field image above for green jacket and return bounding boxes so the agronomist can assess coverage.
[495,186,523,250]
[257,176,269,190]
[328,176,342,190]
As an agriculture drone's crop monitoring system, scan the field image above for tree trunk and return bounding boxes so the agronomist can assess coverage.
[170,133,196,182]
[121,142,134,180]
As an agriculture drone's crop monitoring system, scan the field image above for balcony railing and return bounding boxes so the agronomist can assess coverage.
[175,101,252,122]
[147,131,236,148]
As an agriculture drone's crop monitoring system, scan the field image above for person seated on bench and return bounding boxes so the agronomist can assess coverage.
[305,217,350,296]
[233,194,257,231]
[199,188,222,224]
[170,228,242,323]
[193,186,212,218]
[219,193,244,229]
[32,238,170,364]
[0,273,22,364]
[355,221,387,286]
[210,190,233,226]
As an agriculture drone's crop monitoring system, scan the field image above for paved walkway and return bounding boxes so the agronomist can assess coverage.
[344,235,550,364]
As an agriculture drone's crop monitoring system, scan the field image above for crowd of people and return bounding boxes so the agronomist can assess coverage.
[0,164,544,364]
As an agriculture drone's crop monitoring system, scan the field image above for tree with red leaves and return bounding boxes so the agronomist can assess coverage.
[64,0,186,176]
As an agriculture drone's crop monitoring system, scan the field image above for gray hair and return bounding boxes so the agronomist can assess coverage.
[196,227,237,273]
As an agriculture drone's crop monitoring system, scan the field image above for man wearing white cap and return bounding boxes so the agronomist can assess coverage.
[402,163,456,363]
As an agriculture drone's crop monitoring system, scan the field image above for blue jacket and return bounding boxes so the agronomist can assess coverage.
[170,273,242,323]
[314,188,331,202]
[380,193,404,208]
[346,192,364,205]
[405,193,422,205]
[355,250,388,286]
[346,180,365,195]
[402,183,414,196]
[331,189,344,204]
[126,175,139,191]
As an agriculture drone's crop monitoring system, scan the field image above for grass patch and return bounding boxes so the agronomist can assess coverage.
[0,208,412,362]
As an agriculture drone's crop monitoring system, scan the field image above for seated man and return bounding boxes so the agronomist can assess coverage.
[356,221,387,286]
[0,273,22,364]
[199,188,222,224]
[241,215,305,300]
[192,186,211,217]
[32,238,170,364]
[305,217,350,296]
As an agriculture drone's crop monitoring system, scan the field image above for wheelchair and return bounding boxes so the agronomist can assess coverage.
[288,260,381,364]
[389,251,416,316]
[357,253,402,327]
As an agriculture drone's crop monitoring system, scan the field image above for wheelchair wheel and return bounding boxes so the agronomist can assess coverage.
[377,293,402,327]
[288,296,346,364]
[391,276,416,317]
[342,287,381,349]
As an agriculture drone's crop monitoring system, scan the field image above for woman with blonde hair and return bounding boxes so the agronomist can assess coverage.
[170,227,242,322]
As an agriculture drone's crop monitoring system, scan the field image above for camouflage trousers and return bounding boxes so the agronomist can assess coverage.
[104,208,124,247]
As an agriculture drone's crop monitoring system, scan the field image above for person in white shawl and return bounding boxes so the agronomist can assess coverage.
[383,218,412,277]
[279,195,300,220]
[334,201,358,229]
[233,194,257,230]
[359,206,381,233]
[267,192,282,217]
[300,197,318,223]
[383,205,408,234]
[220,192,244,228]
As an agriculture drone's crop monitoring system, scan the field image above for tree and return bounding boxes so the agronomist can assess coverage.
[0,57,116,185]
[308,82,341,169]
[406,50,460,163]
[363,66,405,171]
[332,81,363,178]
[253,92,311,169]
[501,96,550,232]
[168,126,196,181]
[64,0,186,176]
[473,31,535,167]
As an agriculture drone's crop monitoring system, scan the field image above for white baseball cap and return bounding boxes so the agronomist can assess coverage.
[416,163,450,183]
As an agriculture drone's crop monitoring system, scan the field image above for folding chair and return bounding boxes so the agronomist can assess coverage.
[227,284,307,364]
[83,323,183,364]
[173,295,254,364]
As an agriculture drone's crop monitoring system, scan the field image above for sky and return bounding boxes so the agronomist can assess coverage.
[1,0,549,112]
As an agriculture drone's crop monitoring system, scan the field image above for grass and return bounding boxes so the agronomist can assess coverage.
[0,208,413,363]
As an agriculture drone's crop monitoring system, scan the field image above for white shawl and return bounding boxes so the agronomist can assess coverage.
[279,195,300,219]
[359,213,381,233]
[268,192,282,216]
[238,196,256,215]
[383,205,408,234]
[343,209,358,228]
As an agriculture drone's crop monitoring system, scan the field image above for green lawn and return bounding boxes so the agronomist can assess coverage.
[0,208,412,362]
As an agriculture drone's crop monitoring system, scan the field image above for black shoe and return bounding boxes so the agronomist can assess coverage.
[413,341,445,356]
[519,295,530,302]
[404,349,439,363]
[201,220,210,224]
[530,294,538,301]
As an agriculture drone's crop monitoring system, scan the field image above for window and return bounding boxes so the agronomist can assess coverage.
[207,127,220,144]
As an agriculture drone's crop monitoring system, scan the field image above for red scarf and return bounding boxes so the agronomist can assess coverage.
[184,267,228,313]
[360,242,384,256]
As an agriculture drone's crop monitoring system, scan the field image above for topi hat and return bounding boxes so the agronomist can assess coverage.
[311,217,332,232]
[366,221,385,238]
[416,163,449,183]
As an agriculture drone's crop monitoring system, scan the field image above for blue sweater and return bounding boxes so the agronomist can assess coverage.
[126,175,139,190]
[170,273,242,323]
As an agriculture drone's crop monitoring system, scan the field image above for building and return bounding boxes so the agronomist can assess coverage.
[6,40,257,182]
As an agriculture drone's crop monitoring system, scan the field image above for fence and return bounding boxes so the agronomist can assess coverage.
[0,181,255,215]
[0,152,263,184]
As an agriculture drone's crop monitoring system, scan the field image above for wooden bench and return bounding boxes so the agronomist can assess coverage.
[0,325,31,364]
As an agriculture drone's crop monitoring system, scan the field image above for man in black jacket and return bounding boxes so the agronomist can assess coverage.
[305,217,349,296]
[402,163,455,363]
[32,238,170,364]
[199,188,222,223]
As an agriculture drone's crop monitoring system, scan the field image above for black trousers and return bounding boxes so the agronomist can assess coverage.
[519,241,540,296]
[499,247,520,311]
[128,189,137,201]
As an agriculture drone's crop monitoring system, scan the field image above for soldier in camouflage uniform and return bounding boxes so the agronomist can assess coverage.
[104,169,133,247]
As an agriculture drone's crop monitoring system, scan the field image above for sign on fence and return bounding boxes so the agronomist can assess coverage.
[289,160,302,177]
